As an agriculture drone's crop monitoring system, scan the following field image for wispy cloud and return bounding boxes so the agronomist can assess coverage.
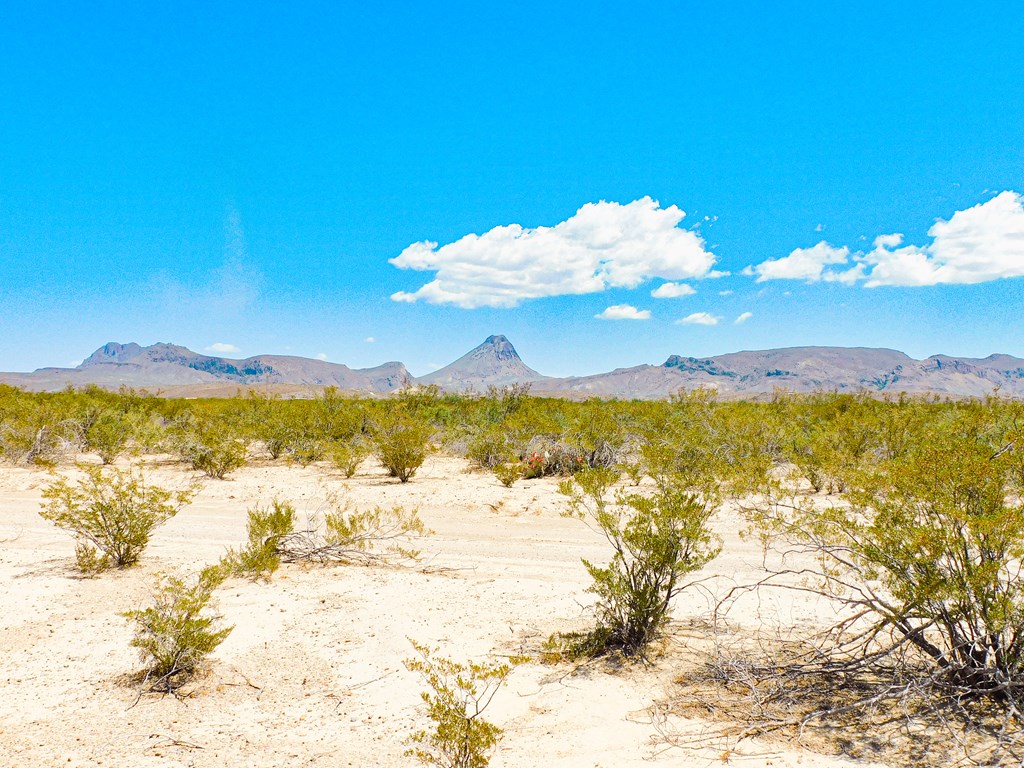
[390,198,719,308]
[595,304,651,320]
[316,352,328,361]
[365,336,376,343]
[734,311,753,325]
[155,205,263,317]
[676,312,720,326]
[744,191,1024,287]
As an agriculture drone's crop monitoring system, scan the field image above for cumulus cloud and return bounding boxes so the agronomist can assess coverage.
[316,352,328,361]
[677,312,720,326]
[745,242,851,282]
[389,198,719,308]
[745,191,1024,288]
[734,311,753,324]
[205,342,240,354]
[651,282,696,298]
[595,304,651,320]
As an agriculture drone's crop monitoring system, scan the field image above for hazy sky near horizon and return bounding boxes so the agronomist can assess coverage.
[2,1,1023,376]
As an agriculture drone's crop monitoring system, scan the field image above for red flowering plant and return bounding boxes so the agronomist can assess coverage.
[523,451,546,479]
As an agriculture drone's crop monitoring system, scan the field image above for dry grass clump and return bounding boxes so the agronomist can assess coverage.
[665,624,1023,767]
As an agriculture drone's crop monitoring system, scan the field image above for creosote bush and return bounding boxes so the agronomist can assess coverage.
[371,408,434,483]
[222,499,297,580]
[549,467,721,659]
[39,465,198,571]
[492,462,522,487]
[330,438,371,478]
[404,640,527,768]
[123,564,233,691]
[169,415,248,479]
[227,493,430,567]
[749,402,1024,714]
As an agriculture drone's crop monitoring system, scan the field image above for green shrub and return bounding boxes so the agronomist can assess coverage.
[371,408,434,483]
[0,407,69,465]
[551,467,720,659]
[123,564,232,690]
[277,499,429,565]
[753,403,1024,709]
[39,465,198,570]
[404,640,526,768]
[222,500,297,580]
[492,462,522,488]
[330,438,370,478]
[466,428,514,470]
[170,417,248,479]
[83,408,142,464]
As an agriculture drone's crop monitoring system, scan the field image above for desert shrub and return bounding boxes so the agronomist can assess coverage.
[260,495,429,565]
[466,428,514,470]
[550,467,721,659]
[39,465,198,570]
[492,462,522,488]
[0,396,73,465]
[330,437,370,478]
[123,564,232,690]
[286,434,328,466]
[520,438,588,477]
[371,408,434,483]
[748,400,1024,717]
[222,500,297,580]
[82,407,143,464]
[169,415,248,479]
[563,399,627,470]
[404,640,526,768]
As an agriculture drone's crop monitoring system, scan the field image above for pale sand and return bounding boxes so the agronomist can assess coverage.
[0,455,883,767]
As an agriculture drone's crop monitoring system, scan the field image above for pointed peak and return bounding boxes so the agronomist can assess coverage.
[418,335,543,389]
[475,335,520,362]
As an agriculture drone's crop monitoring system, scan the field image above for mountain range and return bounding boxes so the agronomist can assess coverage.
[2,336,1024,399]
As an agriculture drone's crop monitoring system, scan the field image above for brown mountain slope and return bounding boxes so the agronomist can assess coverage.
[0,342,411,394]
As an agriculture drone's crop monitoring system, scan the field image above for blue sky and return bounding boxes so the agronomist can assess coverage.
[2,1,1023,376]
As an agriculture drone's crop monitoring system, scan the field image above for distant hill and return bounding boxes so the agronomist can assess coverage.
[418,335,548,391]
[540,347,1024,399]
[2,337,1024,399]
[0,341,411,394]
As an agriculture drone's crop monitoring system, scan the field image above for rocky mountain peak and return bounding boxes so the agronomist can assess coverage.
[480,334,521,362]
[80,342,144,367]
[418,335,546,390]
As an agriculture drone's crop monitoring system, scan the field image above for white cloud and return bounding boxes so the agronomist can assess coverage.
[316,352,328,361]
[676,312,720,326]
[744,191,1024,288]
[873,233,904,249]
[595,304,651,320]
[865,191,1024,286]
[718,289,733,296]
[651,282,696,298]
[365,337,376,343]
[734,311,753,324]
[746,241,851,283]
[389,197,719,308]
[205,342,240,354]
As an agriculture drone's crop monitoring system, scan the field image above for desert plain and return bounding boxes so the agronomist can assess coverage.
[1,453,889,768]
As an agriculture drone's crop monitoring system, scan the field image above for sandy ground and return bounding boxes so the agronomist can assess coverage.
[0,454,885,768]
